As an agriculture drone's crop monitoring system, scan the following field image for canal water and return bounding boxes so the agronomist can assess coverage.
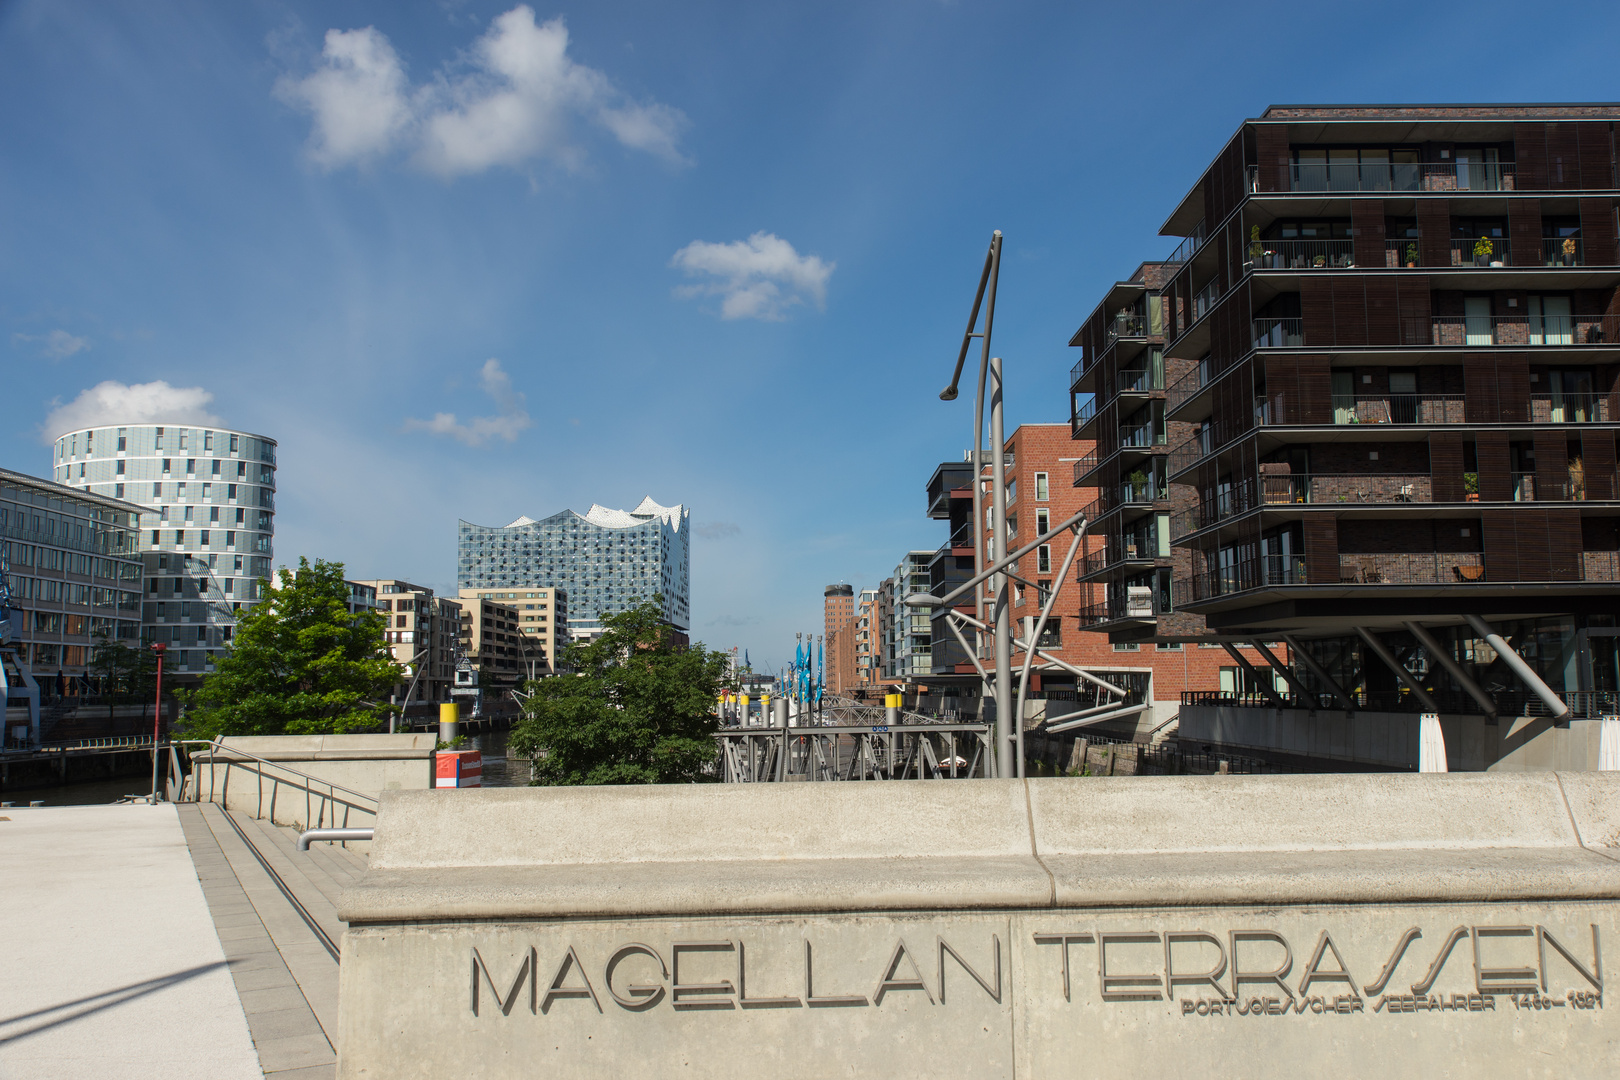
[5,730,531,806]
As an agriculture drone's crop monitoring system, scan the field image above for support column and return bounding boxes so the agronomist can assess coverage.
[1404,622,1499,720]
[1463,615,1570,720]
[989,356,1014,777]
[1279,634,1357,711]
[1220,643,1286,709]
[1249,640,1318,706]
[1355,628,1439,714]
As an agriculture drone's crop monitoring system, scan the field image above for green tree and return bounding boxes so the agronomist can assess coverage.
[508,598,728,785]
[176,557,400,740]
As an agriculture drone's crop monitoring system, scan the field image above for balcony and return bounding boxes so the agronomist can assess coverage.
[1323,394,1467,425]
[1071,450,1099,486]
[1529,393,1613,423]
[1447,238,1511,267]
[1117,366,1158,394]
[1248,160,1515,194]
[1165,222,1205,265]
[1166,358,1213,412]
[1105,312,1149,348]
[1252,318,1303,349]
[1070,397,1097,439]
[1246,240,1354,270]
[1171,473,1435,540]
[1544,237,1584,266]
[1118,422,1167,450]
[1426,315,1609,347]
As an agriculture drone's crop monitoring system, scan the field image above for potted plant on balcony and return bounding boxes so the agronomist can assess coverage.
[1562,236,1578,266]
[1570,456,1586,501]
[1126,468,1149,501]
[1247,225,1273,270]
[1474,235,1500,267]
[1404,242,1418,268]
[1464,472,1480,501]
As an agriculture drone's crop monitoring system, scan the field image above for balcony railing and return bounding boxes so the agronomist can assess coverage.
[1071,397,1097,439]
[1544,237,1584,266]
[1324,394,1467,425]
[1192,279,1222,322]
[1118,423,1166,449]
[1165,222,1205,265]
[1246,240,1354,270]
[1384,239,1422,267]
[1117,366,1157,394]
[1448,238,1511,267]
[1252,317,1304,349]
[1250,160,1515,194]
[1070,451,1099,485]
[1338,552,1490,584]
[1528,393,1613,423]
[1174,555,1306,605]
[1166,358,1213,412]
[1105,313,1149,347]
[1168,432,1212,476]
[1425,315,1609,346]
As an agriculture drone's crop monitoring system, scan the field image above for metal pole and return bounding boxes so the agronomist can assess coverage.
[1279,633,1357,711]
[149,643,166,803]
[1404,622,1499,720]
[1356,627,1440,714]
[1462,614,1570,719]
[989,356,1013,777]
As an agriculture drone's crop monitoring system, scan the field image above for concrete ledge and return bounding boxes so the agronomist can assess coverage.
[341,774,1620,923]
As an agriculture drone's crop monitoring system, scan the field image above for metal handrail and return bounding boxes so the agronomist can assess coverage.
[176,737,381,811]
[298,828,375,850]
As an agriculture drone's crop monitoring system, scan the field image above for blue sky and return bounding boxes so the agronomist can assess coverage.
[5,0,1619,672]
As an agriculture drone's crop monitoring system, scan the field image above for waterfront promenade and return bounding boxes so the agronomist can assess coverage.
[0,802,356,1079]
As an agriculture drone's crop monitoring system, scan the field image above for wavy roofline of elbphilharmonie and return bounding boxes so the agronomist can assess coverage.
[457,497,689,640]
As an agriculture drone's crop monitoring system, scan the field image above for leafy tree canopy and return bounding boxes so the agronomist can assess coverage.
[177,557,400,740]
[508,598,727,785]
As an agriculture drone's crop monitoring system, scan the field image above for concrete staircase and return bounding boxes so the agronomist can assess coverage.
[180,801,369,1078]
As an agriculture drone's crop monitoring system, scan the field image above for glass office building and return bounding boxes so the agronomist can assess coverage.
[53,423,277,677]
[458,497,689,639]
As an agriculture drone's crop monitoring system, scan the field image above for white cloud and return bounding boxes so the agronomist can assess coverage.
[42,380,222,442]
[670,232,835,320]
[275,26,412,167]
[404,358,532,446]
[13,329,90,360]
[277,7,687,176]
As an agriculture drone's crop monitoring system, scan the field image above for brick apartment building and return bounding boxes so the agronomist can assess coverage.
[1071,103,1620,771]
[922,424,1284,736]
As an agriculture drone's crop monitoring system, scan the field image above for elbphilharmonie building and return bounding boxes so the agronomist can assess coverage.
[458,497,689,640]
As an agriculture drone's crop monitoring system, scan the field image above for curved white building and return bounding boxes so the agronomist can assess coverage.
[459,497,689,641]
[52,423,276,676]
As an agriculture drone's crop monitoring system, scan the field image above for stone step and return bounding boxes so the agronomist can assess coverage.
[227,812,348,949]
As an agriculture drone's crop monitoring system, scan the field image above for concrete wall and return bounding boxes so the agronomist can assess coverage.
[1178,705,1606,772]
[191,734,435,832]
[337,775,1620,1078]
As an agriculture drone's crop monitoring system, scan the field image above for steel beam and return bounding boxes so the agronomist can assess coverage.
[1355,627,1440,714]
[1249,639,1317,706]
[1463,615,1570,720]
[1279,634,1357,711]
[1220,643,1286,709]
[1404,622,1499,719]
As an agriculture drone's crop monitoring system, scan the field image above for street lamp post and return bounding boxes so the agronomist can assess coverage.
[149,642,166,803]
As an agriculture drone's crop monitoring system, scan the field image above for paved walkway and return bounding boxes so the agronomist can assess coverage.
[0,801,366,1080]
[0,803,263,1080]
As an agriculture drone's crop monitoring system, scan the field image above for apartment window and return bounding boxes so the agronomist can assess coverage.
[1036,508,1050,536]
[187,459,196,475]
[1037,544,1052,574]
[116,460,125,475]
[151,530,160,544]
[211,460,221,476]
[237,462,246,478]
[161,458,171,474]
[155,427,164,449]
[152,482,162,498]
[209,507,219,522]
[1157,641,1183,650]
[1037,579,1051,606]
[200,530,209,545]
[115,483,124,498]
[117,429,127,451]
[230,434,239,453]
[1034,472,1049,501]
[1113,642,1141,651]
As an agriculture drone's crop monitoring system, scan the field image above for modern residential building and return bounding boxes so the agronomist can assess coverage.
[823,583,856,691]
[457,587,566,679]
[346,580,378,616]
[355,579,460,705]
[51,423,276,678]
[918,429,1285,735]
[854,587,878,688]
[890,552,934,681]
[1,467,143,732]
[1110,102,1620,769]
[458,497,689,640]
[454,593,525,689]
